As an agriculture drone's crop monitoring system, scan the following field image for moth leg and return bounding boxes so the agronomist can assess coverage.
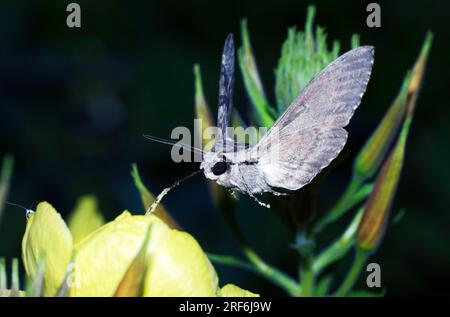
[228,188,239,200]
[271,190,289,196]
[248,192,271,209]
[236,165,271,208]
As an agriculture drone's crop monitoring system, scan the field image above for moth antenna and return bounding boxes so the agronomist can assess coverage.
[143,134,204,154]
[145,169,204,215]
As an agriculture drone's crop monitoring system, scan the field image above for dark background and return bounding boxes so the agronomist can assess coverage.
[0,0,449,296]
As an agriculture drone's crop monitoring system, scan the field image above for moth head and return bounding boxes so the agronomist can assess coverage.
[200,151,230,181]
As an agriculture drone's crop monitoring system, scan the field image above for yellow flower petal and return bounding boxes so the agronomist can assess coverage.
[68,195,105,245]
[114,217,154,297]
[220,284,259,297]
[143,224,218,297]
[22,202,73,296]
[70,211,152,296]
[71,211,219,297]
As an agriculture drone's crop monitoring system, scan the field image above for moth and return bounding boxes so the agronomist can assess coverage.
[146,34,374,210]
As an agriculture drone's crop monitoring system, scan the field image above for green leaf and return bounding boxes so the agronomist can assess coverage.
[208,252,300,296]
[238,19,275,127]
[240,19,265,96]
[350,33,360,49]
[207,253,256,273]
[334,248,369,296]
[316,183,373,232]
[406,31,433,117]
[131,164,157,211]
[130,164,179,229]
[357,32,432,251]
[354,73,412,182]
[0,258,6,296]
[355,31,433,183]
[0,258,23,297]
[315,275,333,296]
[194,64,215,150]
[313,207,364,274]
[0,154,14,225]
[9,258,20,297]
[357,116,411,251]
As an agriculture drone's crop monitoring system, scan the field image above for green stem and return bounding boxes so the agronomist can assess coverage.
[313,207,365,274]
[207,253,256,273]
[245,246,301,296]
[334,248,369,296]
[0,258,6,296]
[223,208,301,296]
[314,175,368,232]
[300,255,314,296]
[10,258,20,297]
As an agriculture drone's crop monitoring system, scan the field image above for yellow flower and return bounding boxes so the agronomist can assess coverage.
[22,201,257,297]
[220,284,259,297]
[22,202,72,297]
[67,195,104,245]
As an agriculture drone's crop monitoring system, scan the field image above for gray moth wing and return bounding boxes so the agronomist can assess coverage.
[253,46,374,191]
[215,33,235,151]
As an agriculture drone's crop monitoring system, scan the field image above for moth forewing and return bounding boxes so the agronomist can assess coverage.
[215,34,235,150]
[253,46,374,192]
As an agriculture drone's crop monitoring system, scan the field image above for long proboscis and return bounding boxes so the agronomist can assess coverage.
[145,169,204,215]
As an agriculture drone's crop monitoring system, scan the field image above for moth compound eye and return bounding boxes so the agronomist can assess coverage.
[212,161,228,176]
